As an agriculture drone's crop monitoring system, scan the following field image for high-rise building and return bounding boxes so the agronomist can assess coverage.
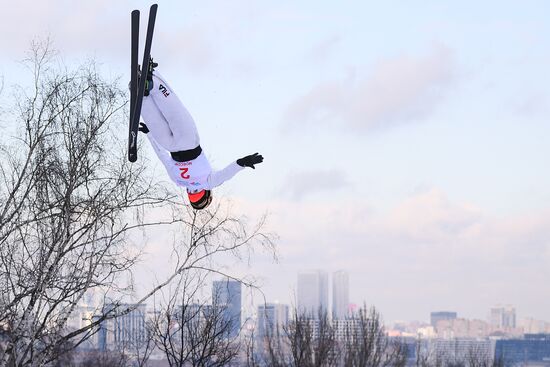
[490,305,516,329]
[212,279,242,337]
[494,334,550,364]
[332,270,349,320]
[297,270,328,318]
[97,303,147,351]
[430,311,457,328]
[256,303,289,338]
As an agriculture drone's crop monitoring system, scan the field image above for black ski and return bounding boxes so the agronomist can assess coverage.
[128,9,140,162]
[128,4,158,163]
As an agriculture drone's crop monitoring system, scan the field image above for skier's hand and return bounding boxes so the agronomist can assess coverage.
[237,153,263,169]
[138,122,150,134]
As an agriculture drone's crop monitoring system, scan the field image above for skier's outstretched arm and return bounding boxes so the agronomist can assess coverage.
[208,153,264,189]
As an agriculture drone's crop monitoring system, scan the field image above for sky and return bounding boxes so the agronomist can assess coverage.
[0,0,549,324]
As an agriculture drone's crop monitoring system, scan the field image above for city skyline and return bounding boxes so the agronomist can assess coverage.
[72,277,550,339]
[74,275,550,332]
[65,279,550,365]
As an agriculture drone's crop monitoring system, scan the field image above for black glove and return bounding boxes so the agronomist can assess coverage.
[237,153,263,169]
[138,122,149,134]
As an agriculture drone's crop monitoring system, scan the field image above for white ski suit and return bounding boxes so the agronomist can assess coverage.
[141,71,243,193]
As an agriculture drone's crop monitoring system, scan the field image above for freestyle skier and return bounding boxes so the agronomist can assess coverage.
[138,61,264,210]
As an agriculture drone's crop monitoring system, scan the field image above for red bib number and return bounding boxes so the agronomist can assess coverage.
[179,167,190,179]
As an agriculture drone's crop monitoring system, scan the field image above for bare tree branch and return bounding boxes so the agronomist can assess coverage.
[0,41,180,366]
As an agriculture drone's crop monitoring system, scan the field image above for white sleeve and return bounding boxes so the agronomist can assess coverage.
[207,162,245,189]
[146,134,175,173]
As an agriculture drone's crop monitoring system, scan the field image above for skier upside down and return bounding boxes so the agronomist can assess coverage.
[138,61,263,210]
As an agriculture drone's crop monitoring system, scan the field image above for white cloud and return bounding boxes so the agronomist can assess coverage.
[230,189,550,321]
[282,168,351,200]
[0,0,128,58]
[284,44,456,133]
[307,34,342,63]
[155,27,216,73]
[377,188,483,243]
[513,92,549,118]
[0,1,221,73]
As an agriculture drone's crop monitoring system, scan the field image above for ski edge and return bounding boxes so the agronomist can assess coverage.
[129,4,158,163]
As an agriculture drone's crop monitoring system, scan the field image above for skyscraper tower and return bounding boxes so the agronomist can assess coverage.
[490,305,516,329]
[257,303,289,338]
[212,279,242,337]
[332,270,349,320]
[297,270,328,318]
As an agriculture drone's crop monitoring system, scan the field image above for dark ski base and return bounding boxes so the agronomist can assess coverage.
[128,9,140,162]
[128,4,158,163]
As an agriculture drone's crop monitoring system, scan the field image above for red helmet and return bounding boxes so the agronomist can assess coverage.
[187,190,212,210]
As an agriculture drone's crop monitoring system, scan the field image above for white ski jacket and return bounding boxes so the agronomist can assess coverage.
[147,135,243,192]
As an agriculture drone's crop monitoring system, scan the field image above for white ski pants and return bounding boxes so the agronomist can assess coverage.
[141,71,200,151]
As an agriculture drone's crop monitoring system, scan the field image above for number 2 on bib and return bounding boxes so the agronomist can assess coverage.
[179,167,190,179]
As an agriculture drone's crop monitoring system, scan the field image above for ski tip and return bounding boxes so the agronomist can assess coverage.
[129,154,138,163]
[131,9,140,15]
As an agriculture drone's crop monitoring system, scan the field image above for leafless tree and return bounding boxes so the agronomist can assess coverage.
[247,310,292,367]
[131,319,156,367]
[273,308,338,367]
[78,349,130,367]
[0,40,169,366]
[414,336,432,367]
[465,344,505,367]
[262,326,291,367]
[250,304,411,367]
[0,41,276,367]
[259,306,405,367]
[103,307,155,367]
[341,305,407,367]
[309,309,339,367]
[244,328,262,367]
[43,339,76,367]
[149,272,240,367]
[285,309,315,367]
